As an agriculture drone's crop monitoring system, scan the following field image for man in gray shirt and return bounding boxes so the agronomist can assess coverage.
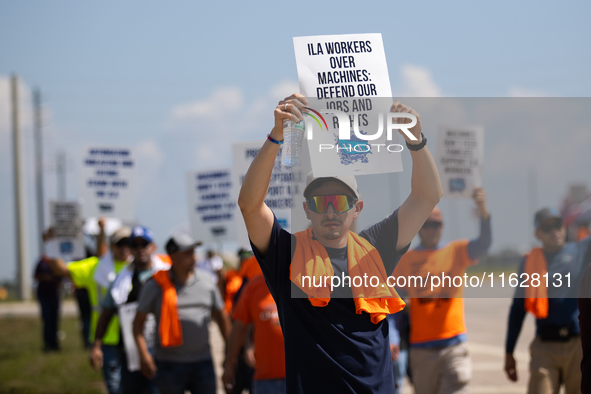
[133,234,231,394]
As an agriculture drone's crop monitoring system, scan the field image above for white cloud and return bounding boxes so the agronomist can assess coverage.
[171,87,243,121]
[507,87,551,97]
[397,65,443,97]
[136,139,165,165]
[269,80,300,101]
[169,80,299,127]
[167,80,300,168]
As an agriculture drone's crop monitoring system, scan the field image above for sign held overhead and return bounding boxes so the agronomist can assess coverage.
[79,147,137,221]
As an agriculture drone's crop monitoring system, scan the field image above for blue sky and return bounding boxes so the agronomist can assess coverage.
[1,0,590,281]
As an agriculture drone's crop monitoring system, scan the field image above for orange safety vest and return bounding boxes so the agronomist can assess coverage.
[290,228,405,324]
[152,270,183,347]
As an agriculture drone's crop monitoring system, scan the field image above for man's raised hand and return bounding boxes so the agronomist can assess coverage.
[390,100,422,144]
[472,187,490,220]
[272,94,309,140]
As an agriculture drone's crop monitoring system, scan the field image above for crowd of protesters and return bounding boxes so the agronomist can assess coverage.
[31,95,591,394]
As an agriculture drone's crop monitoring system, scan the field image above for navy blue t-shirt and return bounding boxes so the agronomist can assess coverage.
[250,210,408,394]
[35,258,62,299]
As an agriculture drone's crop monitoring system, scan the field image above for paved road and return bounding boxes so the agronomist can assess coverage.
[0,299,78,317]
[208,297,539,394]
[0,297,548,393]
[461,297,535,393]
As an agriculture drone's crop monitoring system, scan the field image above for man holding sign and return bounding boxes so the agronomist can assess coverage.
[237,93,442,393]
[393,189,491,394]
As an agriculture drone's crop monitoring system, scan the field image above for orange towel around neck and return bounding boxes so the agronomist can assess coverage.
[290,228,405,324]
[524,247,549,319]
[152,270,183,347]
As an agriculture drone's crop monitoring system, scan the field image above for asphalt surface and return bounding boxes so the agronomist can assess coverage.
[209,297,539,394]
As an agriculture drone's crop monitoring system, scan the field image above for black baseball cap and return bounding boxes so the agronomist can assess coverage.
[534,208,562,230]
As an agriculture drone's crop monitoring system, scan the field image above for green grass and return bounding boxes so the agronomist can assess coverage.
[0,316,106,394]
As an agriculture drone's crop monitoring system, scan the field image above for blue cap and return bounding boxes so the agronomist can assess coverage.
[534,208,561,230]
[130,226,155,243]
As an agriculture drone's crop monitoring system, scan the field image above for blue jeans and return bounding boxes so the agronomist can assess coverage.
[101,345,122,394]
[392,349,408,394]
[252,378,287,394]
[120,349,160,394]
[155,358,216,394]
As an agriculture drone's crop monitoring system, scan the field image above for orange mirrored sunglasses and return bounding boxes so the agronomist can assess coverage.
[307,195,357,214]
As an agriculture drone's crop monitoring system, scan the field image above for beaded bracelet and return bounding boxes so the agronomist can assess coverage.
[267,134,284,145]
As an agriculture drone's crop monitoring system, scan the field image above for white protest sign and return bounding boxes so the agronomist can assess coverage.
[293,33,403,177]
[50,201,83,238]
[232,141,309,247]
[186,169,236,243]
[118,302,140,371]
[45,201,86,261]
[436,125,485,198]
[79,147,137,221]
[118,302,156,372]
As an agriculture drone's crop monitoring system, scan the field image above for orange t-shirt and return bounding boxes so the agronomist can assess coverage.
[232,275,285,381]
[393,240,474,344]
[224,269,243,314]
[239,256,263,281]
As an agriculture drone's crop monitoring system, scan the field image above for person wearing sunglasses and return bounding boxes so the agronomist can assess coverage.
[391,187,491,394]
[504,208,591,394]
[238,93,442,394]
[92,225,171,394]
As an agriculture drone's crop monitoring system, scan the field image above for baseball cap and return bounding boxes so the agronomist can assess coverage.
[110,226,131,245]
[165,234,202,255]
[534,208,562,230]
[130,226,155,243]
[426,207,443,223]
[303,171,359,200]
[237,247,253,260]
